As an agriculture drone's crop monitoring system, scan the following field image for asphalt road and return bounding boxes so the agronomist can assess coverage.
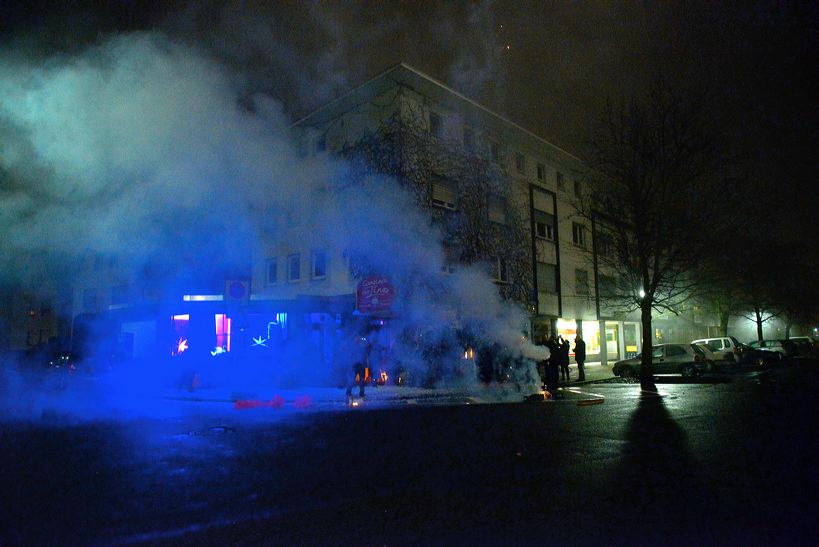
[1,364,817,546]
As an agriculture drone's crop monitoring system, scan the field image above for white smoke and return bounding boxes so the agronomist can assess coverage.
[0,31,547,419]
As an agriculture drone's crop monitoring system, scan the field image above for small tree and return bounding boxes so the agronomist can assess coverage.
[582,87,728,390]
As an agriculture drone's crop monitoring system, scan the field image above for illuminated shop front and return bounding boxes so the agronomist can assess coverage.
[555,318,641,363]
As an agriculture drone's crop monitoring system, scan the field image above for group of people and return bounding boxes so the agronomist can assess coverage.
[541,333,586,395]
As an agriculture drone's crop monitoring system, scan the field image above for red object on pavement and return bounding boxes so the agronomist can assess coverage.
[293,395,312,409]
[234,394,287,410]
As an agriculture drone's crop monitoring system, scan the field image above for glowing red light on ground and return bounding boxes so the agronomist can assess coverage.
[293,395,312,409]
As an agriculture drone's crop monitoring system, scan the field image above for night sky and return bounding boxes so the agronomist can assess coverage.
[2,1,817,238]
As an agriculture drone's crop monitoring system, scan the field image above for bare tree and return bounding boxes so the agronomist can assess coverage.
[581,87,729,389]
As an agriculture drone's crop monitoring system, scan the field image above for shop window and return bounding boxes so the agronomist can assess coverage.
[215,314,231,353]
[287,254,301,283]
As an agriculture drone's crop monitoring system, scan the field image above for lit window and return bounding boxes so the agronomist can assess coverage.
[312,251,328,280]
[287,254,301,282]
[557,171,565,190]
[431,177,457,210]
[266,258,278,285]
[429,112,443,139]
[515,153,526,174]
[572,222,587,248]
[534,210,554,240]
[537,163,545,181]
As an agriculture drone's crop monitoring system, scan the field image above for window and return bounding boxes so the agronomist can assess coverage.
[599,275,616,297]
[575,269,590,295]
[429,112,443,139]
[666,345,687,357]
[536,262,557,293]
[311,251,328,280]
[488,195,506,224]
[490,141,501,163]
[537,163,545,181]
[597,232,614,258]
[431,177,457,210]
[515,153,526,174]
[652,346,665,358]
[557,171,565,190]
[491,257,509,283]
[574,179,582,198]
[111,285,129,305]
[287,254,301,282]
[441,245,458,274]
[572,222,587,248]
[533,210,554,240]
[266,258,278,285]
[83,289,97,312]
[315,136,326,153]
[463,128,474,151]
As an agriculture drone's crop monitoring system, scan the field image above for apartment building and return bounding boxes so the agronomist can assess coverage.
[68,62,648,370]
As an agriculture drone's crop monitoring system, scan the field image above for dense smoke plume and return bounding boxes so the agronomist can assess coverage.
[0,31,546,418]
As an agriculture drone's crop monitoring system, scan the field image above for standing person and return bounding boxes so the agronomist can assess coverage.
[346,331,372,403]
[574,334,587,381]
[544,335,559,395]
[558,335,571,382]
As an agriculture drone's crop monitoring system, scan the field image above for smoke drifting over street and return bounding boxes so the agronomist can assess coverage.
[0,31,545,419]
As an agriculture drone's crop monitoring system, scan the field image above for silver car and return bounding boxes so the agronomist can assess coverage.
[613,343,709,378]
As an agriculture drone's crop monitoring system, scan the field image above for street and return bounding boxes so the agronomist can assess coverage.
[1,364,818,546]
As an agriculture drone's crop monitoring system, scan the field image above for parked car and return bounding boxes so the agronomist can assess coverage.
[746,339,789,357]
[734,343,783,366]
[691,336,743,363]
[613,343,709,378]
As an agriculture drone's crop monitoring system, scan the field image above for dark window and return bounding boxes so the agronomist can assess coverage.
[490,141,501,163]
[515,153,526,174]
[599,275,616,297]
[488,195,506,224]
[491,257,509,283]
[287,254,301,282]
[575,269,589,295]
[83,289,97,312]
[431,177,457,210]
[533,210,554,240]
[315,136,326,153]
[111,285,129,305]
[266,259,278,285]
[537,262,557,293]
[312,251,327,279]
[572,223,587,247]
[537,163,545,180]
[557,171,565,190]
[574,179,582,198]
[429,112,443,138]
[463,128,474,151]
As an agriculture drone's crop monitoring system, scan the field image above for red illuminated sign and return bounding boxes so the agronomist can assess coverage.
[357,276,395,314]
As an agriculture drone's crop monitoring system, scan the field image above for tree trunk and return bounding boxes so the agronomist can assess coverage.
[719,311,730,337]
[640,300,657,391]
[755,306,764,341]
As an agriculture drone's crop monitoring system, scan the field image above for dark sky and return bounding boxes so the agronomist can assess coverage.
[2,1,817,234]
